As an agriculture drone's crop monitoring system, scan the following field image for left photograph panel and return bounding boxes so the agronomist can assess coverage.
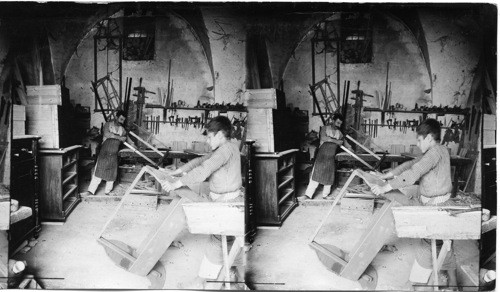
[0,2,250,289]
[0,25,12,288]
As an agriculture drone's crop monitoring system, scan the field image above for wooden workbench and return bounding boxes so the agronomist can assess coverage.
[119,149,203,160]
[336,152,473,166]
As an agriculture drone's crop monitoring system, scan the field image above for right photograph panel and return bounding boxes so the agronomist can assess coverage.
[245,3,496,291]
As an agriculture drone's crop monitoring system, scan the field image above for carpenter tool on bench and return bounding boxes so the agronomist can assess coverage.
[442,205,482,217]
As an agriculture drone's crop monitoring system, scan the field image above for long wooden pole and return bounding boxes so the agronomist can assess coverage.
[345,135,380,160]
[123,142,158,168]
[340,145,373,170]
[128,131,164,157]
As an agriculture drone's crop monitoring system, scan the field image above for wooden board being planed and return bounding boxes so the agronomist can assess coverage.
[392,206,481,240]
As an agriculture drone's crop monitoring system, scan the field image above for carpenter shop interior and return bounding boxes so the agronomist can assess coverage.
[0,2,497,291]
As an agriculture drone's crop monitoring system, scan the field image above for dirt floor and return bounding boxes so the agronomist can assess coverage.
[10,176,212,289]
[246,200,481,291]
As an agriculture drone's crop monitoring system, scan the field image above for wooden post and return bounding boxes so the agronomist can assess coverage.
[431,239,439,291]
[222,235,231,289]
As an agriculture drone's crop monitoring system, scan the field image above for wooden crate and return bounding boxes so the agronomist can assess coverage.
[243,89,277,109]
[391,206,481,240]
[13,105,25,121]
[246,108,274,152]
[182,202,245,236]
[25,105,59,148]
[13,121,25,136]
[0,200,9,230]
[26,85,61,105]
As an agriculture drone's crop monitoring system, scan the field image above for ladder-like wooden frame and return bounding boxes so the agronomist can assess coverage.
[308,169,397,282]
[96,166,205,277]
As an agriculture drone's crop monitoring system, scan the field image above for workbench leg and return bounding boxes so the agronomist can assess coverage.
[222,235,230,289]
[426,239,453,290]
[431,239,439,291]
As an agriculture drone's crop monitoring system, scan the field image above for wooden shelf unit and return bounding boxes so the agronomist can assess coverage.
[10,135,41,253]
[39,145,82,222]
[254,149,298,226]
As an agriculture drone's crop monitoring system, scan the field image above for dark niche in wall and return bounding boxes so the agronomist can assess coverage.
[340,12,373,64]
[123,17,156,61]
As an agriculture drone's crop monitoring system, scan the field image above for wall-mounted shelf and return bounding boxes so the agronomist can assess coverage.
[145,104,247,112]
[360,123,462,130]
[364,107,469,115]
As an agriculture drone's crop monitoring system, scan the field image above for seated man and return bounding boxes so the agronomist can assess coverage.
[160,116,244,289]
[370,118,457,289]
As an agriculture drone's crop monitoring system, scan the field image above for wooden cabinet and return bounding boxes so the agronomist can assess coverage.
[254,149,298,226]
[10,135,41,252]
[39,145,82,222]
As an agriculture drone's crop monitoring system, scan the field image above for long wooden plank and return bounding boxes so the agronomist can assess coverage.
[346,134,380,160]
[340,145,374,169]
[129,197,188,276]
[392,207,481,240]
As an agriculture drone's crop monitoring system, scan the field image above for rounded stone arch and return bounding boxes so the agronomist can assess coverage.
[60,6,215,92]
[281,10,433,135]
[63,7,214,141]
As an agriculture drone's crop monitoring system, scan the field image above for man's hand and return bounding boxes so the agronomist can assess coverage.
[370,171,394,180]
[160,179,183,192]
[160,167,173,174]
[160,168,183,176]
[370,183,393,196]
